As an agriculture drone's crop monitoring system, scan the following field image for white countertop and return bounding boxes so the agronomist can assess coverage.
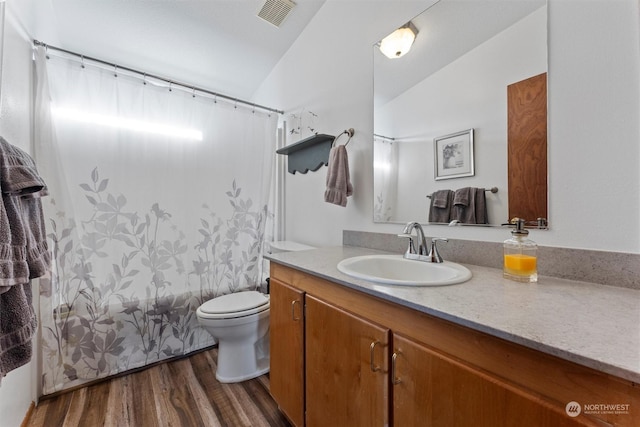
[266,245,640,383]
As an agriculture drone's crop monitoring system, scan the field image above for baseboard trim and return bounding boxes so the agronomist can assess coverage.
[20,401,35,427]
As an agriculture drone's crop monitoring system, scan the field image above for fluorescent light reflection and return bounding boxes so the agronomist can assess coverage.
[374,161,391,172]
[51,106,203,142]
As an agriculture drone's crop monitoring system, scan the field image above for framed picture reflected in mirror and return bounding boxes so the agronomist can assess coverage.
[434,128,475,180]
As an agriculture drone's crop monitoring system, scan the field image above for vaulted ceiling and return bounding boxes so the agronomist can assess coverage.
[26,1,546,106]
[31,0,326,100]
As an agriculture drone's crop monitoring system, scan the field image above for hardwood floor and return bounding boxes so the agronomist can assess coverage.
[27,348,292,427]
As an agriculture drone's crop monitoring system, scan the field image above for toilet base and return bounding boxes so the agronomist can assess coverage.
[215,333,270,383]
[215,359,269,383]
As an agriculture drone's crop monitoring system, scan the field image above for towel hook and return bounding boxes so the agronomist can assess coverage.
[332,128,355,147]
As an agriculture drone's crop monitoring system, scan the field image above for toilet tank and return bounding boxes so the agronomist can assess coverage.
[268,240,315,253]
[265,241,315,294]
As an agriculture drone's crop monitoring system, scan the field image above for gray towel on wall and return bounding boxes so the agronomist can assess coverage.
[0,283,36,379]
[453,187,471,207]
[22,195,51,279]
[452,187,488,224]
[474,188,488,224]
[0,137,48,197]
[0,137,49,289]
[0,194,31,291]
[428,190,453,223]
[0,137,49,381]
[324,145,353,207]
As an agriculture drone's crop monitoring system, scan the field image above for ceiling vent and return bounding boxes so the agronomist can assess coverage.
[257,0,296,28]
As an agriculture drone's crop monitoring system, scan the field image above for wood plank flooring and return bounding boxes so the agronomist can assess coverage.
[27,348,292,427]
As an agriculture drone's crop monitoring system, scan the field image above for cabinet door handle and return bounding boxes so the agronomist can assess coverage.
[391,351,401,384]
[291,300,301,321]
[370,341,381,372]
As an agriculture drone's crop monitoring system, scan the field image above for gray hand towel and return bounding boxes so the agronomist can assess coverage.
[0,138,49,287]
[324,145,353,207]
[0,283,36,380]
[0,137,48,197]
[0,195,31,288]
[453,187,471,207]
[0,137,49,380]
[21,196,51,279]
[452,187,488,224]
[475,188,488,224]
[432,189,451,209]
[428,190,453,223]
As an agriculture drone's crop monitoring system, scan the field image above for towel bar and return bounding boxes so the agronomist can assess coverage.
[332,128,355,147]
[427,187,498,199]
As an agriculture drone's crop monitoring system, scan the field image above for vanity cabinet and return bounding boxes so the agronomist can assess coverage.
[269,262,640,427]
[269,280,305,427]
[305,295,389,427]
[392,333,589,426]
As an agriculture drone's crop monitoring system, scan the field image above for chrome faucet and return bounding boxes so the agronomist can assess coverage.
[398,221,448,263]
[398,221,428,259]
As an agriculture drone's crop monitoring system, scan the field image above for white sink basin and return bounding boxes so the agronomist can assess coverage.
[337,255,472,286]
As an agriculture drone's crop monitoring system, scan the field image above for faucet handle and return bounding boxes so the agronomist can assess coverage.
[397,233,416,256]
[428,238,449,263]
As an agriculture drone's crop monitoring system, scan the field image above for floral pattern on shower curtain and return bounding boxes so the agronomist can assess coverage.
[373,137,398,222]
[34,47,277,394]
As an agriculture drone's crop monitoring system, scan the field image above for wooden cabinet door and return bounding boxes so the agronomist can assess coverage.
[269,279,305,427]
[305,295,390,427]
[507,72,548,224]
[392,333,594,427]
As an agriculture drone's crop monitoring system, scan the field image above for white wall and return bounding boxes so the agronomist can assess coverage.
[255,0,640,253]
[0,1,39,426]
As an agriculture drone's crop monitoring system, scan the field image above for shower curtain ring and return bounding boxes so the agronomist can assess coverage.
[81,55,85,69]
[143,73,147,85]
[114,64,118,77]
[192,87,196,98]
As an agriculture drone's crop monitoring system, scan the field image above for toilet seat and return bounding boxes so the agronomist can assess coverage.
[198,291,269,320]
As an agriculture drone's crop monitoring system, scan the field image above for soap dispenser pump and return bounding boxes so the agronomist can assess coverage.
[503,218,538,283]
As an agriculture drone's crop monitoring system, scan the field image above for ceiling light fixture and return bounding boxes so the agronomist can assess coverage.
[379,22,418,59]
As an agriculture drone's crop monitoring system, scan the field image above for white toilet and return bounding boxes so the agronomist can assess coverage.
[196,240,314,383]
[197,291,270,383]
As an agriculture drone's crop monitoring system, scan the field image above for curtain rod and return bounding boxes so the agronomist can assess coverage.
[374,133,395,141]
[33,40,284,115]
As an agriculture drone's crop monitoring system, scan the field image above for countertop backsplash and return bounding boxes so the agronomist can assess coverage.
[343,230,640,291]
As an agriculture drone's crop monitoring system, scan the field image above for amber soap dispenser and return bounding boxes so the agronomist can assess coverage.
[503,218,538,283]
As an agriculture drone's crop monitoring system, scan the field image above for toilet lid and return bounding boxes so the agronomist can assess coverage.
[199,291,269,318]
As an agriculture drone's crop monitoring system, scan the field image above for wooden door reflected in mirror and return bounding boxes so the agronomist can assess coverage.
[507,72,548,225]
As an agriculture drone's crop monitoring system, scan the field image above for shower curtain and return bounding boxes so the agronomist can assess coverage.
[373,138,398,222]
[34,47,277,394]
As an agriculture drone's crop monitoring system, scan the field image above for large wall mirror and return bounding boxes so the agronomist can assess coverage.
[373,0,548,227]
